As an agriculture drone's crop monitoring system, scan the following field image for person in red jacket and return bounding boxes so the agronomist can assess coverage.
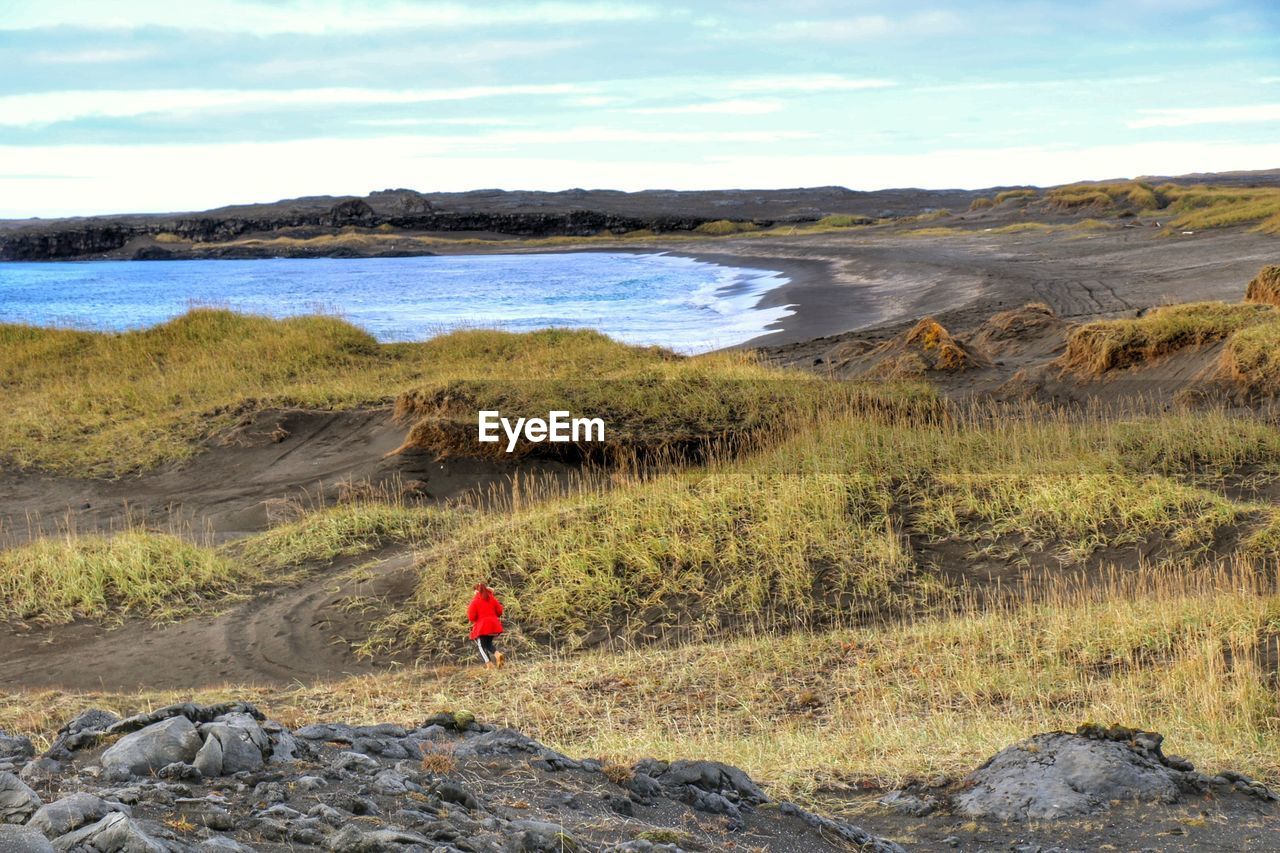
[467,583,505,669]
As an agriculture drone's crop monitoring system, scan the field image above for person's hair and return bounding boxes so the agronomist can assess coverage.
[474,582,493,599]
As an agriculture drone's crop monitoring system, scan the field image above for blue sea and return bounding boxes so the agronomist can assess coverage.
[0,252,793,353]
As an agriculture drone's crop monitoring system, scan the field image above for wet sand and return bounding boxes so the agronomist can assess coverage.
[661,225,1280,348]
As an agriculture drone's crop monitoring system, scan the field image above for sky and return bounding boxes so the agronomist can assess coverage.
[1,0,1279,217]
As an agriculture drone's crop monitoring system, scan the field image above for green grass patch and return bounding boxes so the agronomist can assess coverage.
[915,473,1243,561]
[0,310,419,475]
[373,469,913,655]
[693,219,761,236]
[1164,186,1280,232]
[236,500,466,573]
[815,214,873,227]
[0,531,251,624]
[988,222,1056,234]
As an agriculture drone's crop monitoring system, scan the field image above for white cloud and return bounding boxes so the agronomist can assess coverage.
[467,127,814,146]
[767,10,964,42]
[0,84,597,127]
[916,75,1164,94]
[717,75,894,94]
[3,138,1279,218]
[627,99,782,115]
[0,75,890,128]
[1129,104,1280,128]
[566,95,623,108]
[1,1,669,33]
[348,117,518,127]
[29,47,157,64]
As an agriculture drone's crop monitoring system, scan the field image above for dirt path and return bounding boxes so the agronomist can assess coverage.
[0,547,421,690]
[0,407,574,547]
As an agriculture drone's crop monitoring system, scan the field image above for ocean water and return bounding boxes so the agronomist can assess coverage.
[0,252,793,353]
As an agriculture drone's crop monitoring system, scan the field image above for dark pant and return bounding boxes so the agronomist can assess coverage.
[476,634,498,663]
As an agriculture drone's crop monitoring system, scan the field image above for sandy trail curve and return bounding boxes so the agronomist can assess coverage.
[0,547,421,690]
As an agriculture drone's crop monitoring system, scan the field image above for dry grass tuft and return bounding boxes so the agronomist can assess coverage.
[1244,265,1280,307]
[420,743,457,774]
[994,189,1038,204]
[975,303,1060,344]
[903,318,979,371]
[693,220,760,236]
[1220,322,1280,396]
[815,214,874,227]
[1047,181,1163,212]
[602,762,634,786]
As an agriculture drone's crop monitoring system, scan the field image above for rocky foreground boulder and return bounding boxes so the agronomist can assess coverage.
[881,723,1277,824]
[0,703,903,853]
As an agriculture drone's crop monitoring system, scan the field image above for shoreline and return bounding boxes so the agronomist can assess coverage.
[661,249,876,349]
[490,243,877,348]
[0,245,871,353]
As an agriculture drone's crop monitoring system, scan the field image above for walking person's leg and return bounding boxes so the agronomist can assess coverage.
[480,635,499,668]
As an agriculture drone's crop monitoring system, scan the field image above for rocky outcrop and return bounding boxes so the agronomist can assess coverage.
[949,724,1276,822]
[101,717,204,780]
[0,772,41,825]
[0,185,994,261]
[0,702,903,852]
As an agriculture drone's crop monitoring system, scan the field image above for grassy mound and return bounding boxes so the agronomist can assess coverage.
[1046,181,1163,212]
[994,189,1038,204]
[373,470,912,655]
[0,499,465,626]
[1245,265,1280,307]
[0,530,251,624]
[392,344,938,461]
[0,310,421,475]
[235,500,465,573]
[4,314,926,475]
[1059,302,1276,375]
[1164,185,1280,234]
[372,405,1280,657]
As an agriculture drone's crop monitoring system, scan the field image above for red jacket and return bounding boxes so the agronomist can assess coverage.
[468,591,504,639]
